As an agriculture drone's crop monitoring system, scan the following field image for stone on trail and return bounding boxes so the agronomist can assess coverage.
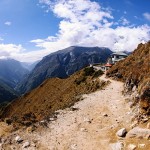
[71,144,77,150]
[15,136,23,143]
[103,113,108,117]
[83,117,92,123]
[80,128,87,132]
[128,144,136,150]
[110,142,124,150]
[126,127,150,139]
[22,141,30,148]
[49,117,55,121]
[116,128,127,137]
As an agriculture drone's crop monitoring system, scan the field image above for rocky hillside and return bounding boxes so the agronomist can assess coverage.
[1,67,106,123]
[0,59,29,89]
[107,41,150,115]
[16,46,112,94]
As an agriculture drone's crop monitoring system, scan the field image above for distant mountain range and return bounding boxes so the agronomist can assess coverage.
[16,46,112,94]
[0,59,29,89]
[0,81,18,104]
[20,61,39,71]
[0,46,112,103]
[0,59,29,103]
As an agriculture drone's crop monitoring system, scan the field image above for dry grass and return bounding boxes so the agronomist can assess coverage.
[0,67,106,124]
[0,122,13,137]
[107,41,150,114]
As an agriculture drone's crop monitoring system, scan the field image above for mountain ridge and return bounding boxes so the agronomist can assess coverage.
[16,46,112,94]
[0,58,29,89]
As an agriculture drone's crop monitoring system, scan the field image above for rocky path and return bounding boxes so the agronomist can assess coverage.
[1,75,150,150]
[37,75,133,150]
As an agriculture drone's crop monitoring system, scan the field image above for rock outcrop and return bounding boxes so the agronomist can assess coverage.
[126,127,150,139]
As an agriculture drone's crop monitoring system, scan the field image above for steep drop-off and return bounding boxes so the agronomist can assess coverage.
[0,82,18,104]
[0,59,29,89]
[1,67,106,123]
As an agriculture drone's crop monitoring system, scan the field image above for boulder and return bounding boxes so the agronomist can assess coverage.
[49,117,55,121]
[110,142,124,150]
[128,144,136,150]
[22,141,30,148]
[15,136,23,143]
[83,117,92,123]
[116,128,127,137]
[80,128,87,132]
[71,144,77,150]
[103,113,108,117]
[126,127,150,139]
[132,86,137,92]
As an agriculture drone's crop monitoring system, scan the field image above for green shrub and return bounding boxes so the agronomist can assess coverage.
[83,67,95,76]
[92,70,104,78]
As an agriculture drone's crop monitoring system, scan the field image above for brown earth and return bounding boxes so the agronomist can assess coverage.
[0,67,105,123]
[0,75,149,150]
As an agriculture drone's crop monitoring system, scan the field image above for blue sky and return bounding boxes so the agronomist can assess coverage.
[0,0,150,62]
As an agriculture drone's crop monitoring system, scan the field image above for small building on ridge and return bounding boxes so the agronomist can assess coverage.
[104,52,128,71]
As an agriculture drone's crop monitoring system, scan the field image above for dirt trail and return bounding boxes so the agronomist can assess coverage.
[37,75,132,150]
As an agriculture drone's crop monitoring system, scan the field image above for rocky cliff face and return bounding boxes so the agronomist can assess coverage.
[16,46,112,94]
[107,41,150,115]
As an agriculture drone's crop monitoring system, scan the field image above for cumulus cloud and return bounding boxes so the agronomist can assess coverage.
[32,0,150,53]
[4,21,12,26]
[143,12,150,21]
[0,44,24,59]
[0,43,52,62]
[119,17,130,26]
[0,0,150,62]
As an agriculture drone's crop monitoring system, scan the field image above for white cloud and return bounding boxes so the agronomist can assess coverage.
[124,11,127,14]
[31,0,150,53]
[4,21,12,26]
[0,0,150,62]
[143,12,150,21]
[0,43,24,59]
[0,37,3,41]
[0,43,49,62]
[119,17,130,26]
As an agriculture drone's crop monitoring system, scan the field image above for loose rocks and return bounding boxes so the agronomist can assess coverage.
[116,128,127,137]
